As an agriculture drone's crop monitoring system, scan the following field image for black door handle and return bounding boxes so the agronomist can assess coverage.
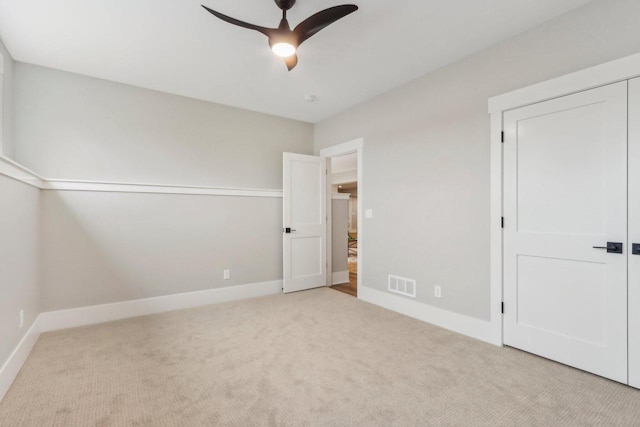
[592,242,623,254]
[284,228,297,234]
[633,243,640,255]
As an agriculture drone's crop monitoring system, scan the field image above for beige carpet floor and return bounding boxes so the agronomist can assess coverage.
[1,288,640,426]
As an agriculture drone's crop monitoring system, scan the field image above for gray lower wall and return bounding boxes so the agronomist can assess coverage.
[332,198,349,274]
[40,190,283,311]
[0,175,40,367]
[314,0,640,320]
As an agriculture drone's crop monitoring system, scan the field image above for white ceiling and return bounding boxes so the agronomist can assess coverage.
[0,0,593,123]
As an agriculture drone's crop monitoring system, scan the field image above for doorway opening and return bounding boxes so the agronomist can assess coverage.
[320,138,363,298]
[331,178,358,297]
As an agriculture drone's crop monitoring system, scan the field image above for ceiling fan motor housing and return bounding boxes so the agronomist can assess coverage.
[275,0,296,11]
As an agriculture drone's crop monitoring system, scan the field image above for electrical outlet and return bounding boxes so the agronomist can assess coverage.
[365,209,373,219]
[223,269,231,280]
[19,309,24,328]
[434,286,442,299]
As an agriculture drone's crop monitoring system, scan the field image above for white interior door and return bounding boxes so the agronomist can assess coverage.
[503,82,628,383]
[283,153,327,293]
[629,78,640,388]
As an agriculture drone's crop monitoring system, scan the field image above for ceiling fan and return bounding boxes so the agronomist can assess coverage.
[201,0,358,71]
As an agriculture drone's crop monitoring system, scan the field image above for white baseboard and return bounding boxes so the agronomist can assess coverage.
[39,280,282,332]
[332,271,349,285]
[358,286,501,346]
[0,317,41,403]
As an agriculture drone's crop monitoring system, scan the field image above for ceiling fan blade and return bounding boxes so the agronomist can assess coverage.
[284,54,298,71]
[201,5,274,37]
[293,5,358,46]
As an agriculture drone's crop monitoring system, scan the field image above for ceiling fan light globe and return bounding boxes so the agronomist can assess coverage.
[272,43,296,58]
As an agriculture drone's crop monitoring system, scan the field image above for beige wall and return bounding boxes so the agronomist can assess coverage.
[14,63,313,188]
[315,0,640,320]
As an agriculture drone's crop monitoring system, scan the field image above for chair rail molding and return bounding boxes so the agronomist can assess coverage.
[0,155,44,188]
[0,155,283,197]
[41,179,283,198]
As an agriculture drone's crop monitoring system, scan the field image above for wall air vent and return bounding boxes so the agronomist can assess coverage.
[388,275,416,298]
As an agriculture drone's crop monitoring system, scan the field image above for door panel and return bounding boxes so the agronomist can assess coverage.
[291,236,323,277]
[629,78,640,388]
[283,153,326,293]
[516,102,607,235]
[503,82,628,383]
[290,161,322,224]
[516,255,606,345]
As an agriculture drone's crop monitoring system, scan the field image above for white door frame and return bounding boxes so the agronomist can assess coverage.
[629,78,640,388]
[319,138,363,297]
[489,51,640,356]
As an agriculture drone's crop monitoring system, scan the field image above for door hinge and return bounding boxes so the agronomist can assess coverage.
[501,302,504,314]
[501,217,504,228]
[501,131,504,143]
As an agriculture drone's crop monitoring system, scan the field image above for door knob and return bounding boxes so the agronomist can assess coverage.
[284,228,297,234]
[592,242,623,254]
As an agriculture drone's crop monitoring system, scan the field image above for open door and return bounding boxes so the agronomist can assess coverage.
[283,153,327,293]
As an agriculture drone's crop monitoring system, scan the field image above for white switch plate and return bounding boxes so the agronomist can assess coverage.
[19,309,24,328]
[365,209,373,219]
[434,286,442,298]
[223,269,231,280]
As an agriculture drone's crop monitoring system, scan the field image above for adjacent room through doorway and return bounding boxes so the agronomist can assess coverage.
[328,152,358,297]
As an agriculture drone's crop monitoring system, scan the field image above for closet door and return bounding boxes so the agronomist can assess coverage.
[629,78,640,389]
[503,81,628,383]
